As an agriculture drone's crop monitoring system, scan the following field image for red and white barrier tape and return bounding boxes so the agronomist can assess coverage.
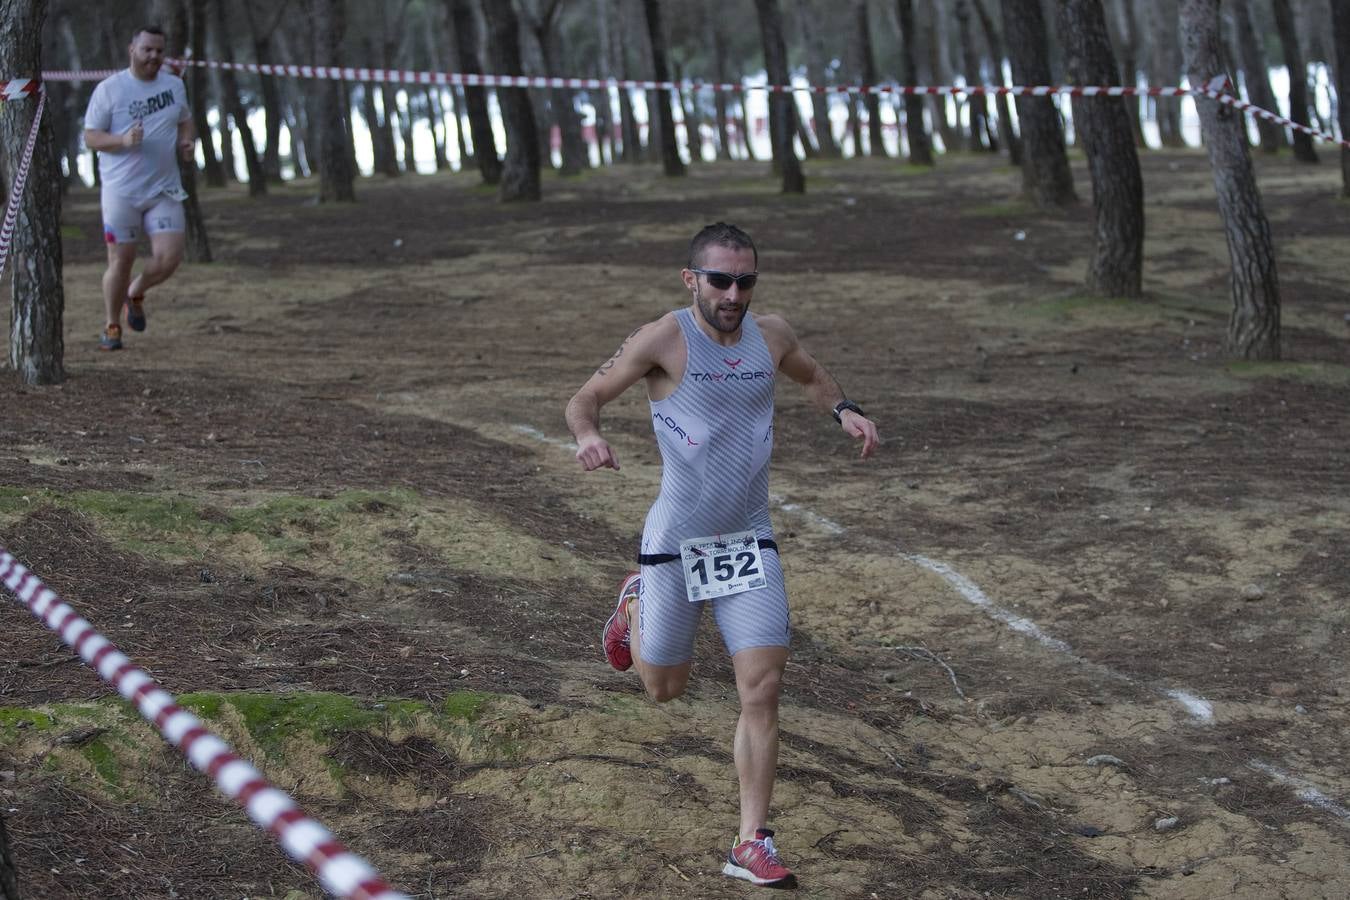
[0,78,40,100]
[40,59,1349,150]
[0,549,409,900]
[0,88,46,280]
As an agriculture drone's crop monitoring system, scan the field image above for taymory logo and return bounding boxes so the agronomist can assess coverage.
[654,412,700,446]
[690,370,772,383]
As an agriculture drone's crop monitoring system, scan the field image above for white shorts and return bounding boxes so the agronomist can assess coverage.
[635,546,790,666]
[102,191,185,244]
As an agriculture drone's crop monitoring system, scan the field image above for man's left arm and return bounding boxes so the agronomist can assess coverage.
[176,84,195,161]
[766,315,880,459]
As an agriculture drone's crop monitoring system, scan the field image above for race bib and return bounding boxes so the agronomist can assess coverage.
[679,529,765,602]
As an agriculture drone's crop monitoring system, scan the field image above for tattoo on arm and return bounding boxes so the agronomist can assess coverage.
[595,325,644,376]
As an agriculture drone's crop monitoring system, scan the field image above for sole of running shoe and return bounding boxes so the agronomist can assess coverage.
[602,573,640,671]
[126,298,146,332]
[721,862,797,888]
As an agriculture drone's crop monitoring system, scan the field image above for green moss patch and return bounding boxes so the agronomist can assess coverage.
[1226,361,1350,387]
[443,690,490,722]
[0,707,54,737]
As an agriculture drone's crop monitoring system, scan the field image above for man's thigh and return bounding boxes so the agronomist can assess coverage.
[143,197,185,238]
[636,562,705,666]
[101,191,146,245]
[710,550,790,657]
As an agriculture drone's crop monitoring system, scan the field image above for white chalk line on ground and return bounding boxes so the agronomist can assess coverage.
[512,424,1350,821]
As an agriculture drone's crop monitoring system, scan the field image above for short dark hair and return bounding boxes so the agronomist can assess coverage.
[688,222,757,269]
[132,25,166,42]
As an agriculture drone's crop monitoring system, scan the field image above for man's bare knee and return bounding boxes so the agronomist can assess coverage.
[645,681,687,703]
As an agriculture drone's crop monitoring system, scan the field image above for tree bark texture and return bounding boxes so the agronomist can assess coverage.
[1106,0,1146,146]
[972,0,1021,164]
[2,0,65,384]
[537,12,589,175]
[481,0,541,201]
[798,0,842,157]
[1147,0,1186,147]
[925,0,962,152]
[1229,0,1283,153]
[1181,0,1281,359]
[307,0,356,201]
[449,0,501,184]
[641,0,685,175]
[754,0,806,192]
[955,0,995,151]
[187,0,224,186]
[854,0,888,156]
[241,1,286,182]
[896,0,934,164]
[1058,0,1143,297]
[1333,0,1350,196]
[1001,0,1076,208]
[1272,0,1317,162]
[154,0,211,262]
[212,0,266,194]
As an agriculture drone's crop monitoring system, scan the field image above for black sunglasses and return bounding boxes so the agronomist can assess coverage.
[690,268,758,291]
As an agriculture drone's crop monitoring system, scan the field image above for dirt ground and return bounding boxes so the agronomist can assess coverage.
[2,149,1348,899]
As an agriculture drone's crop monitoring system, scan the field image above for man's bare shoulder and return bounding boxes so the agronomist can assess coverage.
[752,312,798,353]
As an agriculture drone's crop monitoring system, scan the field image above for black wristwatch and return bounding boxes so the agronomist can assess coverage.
[832,400,865,423]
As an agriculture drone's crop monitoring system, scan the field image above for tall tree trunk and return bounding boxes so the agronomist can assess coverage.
[603,0,640,163]
[448,0,501,184]
[1058,0,1143,297]
[481,0,541,201]
[797,0,842,157]
[155,0,211,262]
[972,0,1021,163]
[360,82,390,175]
[2,0,64,384]
[641,0,686,175]
[955,0,994,151]
[1272,0,1318,163]
[426,87,450,170]
[187,0,224,186]
[594,0,618,163]
[308,0,356,201]
[1181,0,1280,359]
[533,6,589,176]
[212,65,238,183]
[1106,0,1146,147]
[240,1,285,183]
[708,12,735,160]
[1148,0,1186,147]
[754,0,805,191]
[1002,0,1077,208]
[397,91,416,173]
[213,0,266,194]
[925,0,962,152]
[854,0,889,156]
[373,36,404,177]
[895,0,934,164]
[1229,0,1284,153]
[740,89,760,160]
[1332,0,1350,196]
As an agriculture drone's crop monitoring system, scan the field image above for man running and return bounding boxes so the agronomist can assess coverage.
[82,25,196,351]
[564,222,879,888]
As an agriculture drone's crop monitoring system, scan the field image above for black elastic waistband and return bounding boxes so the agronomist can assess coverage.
[638,538,778,566]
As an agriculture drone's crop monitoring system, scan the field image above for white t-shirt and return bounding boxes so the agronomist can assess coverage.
[84,69,191,205]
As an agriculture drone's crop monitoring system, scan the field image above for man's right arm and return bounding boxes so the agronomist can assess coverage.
[564,319,666,471]
[84,126,140,153]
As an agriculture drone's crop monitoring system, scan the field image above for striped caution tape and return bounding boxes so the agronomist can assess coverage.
[0,88,46,280]
[0,549,410,900]
[42,58,1349,150]
[0,78,40,100]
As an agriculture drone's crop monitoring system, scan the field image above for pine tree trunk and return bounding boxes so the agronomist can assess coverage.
[308,0,356,201]
[1181,0,1281,359]
[240,2,285,183]
[896,0,935,164]
[481,0,541,201]
[213,0,267,194]
[1106,0,1147,147]
[925,0,962,152]
[212,66,238,182]
[740,91,760,160]
[1058,0,1143,297]
[710,18,733,160]
[1148,0,1186,147]
[798,0,842,157]
[1272,0,1318,162]
[755,0,805,191]
[426,87,450,170]
[955,0,994,151]
[1333,0,1350,196]
[1001,0,1077,208]
[1229,0,1284,153]
[188,0,225,186]
[539,14,589,175]
[972,0,1020,164]
[640,0,685,175]
[154,0,211,261]
[2,0,65,384]
[855,1,889,156]
[449,0,501,184]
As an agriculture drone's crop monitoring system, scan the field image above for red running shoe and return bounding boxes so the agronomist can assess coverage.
[723,829,797,888]
[602,571,639,671]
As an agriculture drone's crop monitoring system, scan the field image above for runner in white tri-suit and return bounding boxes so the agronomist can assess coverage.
[565,222,879,888]
[82,25,196,351]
